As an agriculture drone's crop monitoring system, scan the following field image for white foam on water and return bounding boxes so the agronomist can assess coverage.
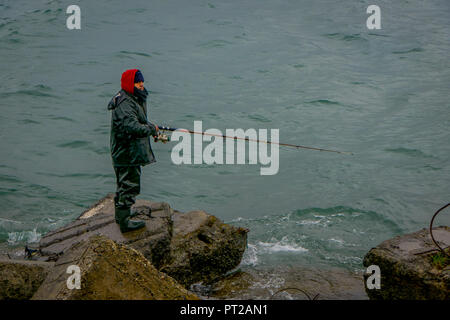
[7,228,41,245]
[330,213,345,217]
[240,237,308,267]
[241,243,259,266]
[257,241,308,253]
[296,219,321,225]
[329,238,345,245]
[256,236,308,253]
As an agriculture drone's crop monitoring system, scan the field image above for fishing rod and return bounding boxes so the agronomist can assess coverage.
[154,125,353,155]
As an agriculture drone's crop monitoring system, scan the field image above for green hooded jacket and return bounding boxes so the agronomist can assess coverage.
[107,89,157,166]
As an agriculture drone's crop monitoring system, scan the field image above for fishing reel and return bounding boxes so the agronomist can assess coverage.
[153,132,170,143]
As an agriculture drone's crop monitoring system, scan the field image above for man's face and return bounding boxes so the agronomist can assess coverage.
[134,81,144,91]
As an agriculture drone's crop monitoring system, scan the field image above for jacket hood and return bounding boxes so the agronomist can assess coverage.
[121,69,139,94]
[107,89,128,110]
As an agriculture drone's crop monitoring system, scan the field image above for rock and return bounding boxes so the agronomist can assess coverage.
[32,235,199,300]
[363,226,450,300]
[35,194,248,288]
[200,266,367,300]
[0,259,53,300]
[161,210,248,287]
[38,194,173,269]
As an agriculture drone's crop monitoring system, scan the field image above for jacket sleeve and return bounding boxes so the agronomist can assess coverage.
[116,103,156,138]
[146,121,157,134]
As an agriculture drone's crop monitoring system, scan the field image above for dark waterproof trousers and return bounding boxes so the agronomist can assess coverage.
[113,166,141,209]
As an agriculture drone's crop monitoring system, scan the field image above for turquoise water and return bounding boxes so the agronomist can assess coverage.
[0,0,449,273]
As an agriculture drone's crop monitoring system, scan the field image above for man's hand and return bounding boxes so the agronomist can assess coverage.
[146,121,159,137]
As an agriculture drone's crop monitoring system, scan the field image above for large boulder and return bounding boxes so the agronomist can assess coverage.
[363,226,450,300]
[0,259,53,300]
[161,210,249,287]
[35,194,248,287]
[32,235,199,300]
[38,195,173,269]
[206,266,367,300]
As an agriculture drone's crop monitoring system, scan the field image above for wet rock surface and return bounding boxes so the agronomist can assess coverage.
[363,226,450,300]
[191,265,367,300]
[0,194,248,299]
[35,194,248,287]
[32,235,199,300]
[161,210,249,287]
[38,195,173,270]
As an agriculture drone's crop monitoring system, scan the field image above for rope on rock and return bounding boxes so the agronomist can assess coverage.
[429,202,450,257]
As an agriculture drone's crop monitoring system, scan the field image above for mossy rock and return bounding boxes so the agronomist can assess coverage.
[160,210,248,287]
[363,226,450,300]
[0,259,53,300]
[32,235,199,300]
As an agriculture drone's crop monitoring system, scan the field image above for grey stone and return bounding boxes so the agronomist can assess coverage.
[363,226,450,300]
[32,235,199,300]
[35,194,248,288]
[161,210,249,287]
[37,194,173,269]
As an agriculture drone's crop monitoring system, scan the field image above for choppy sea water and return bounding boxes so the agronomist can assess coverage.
[0,0,449,295]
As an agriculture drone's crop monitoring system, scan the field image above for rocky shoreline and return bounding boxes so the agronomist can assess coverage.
[1,196,448,300]
[0,194,248,299]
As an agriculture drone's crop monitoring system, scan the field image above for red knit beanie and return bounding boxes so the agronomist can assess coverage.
[121,69,138,94]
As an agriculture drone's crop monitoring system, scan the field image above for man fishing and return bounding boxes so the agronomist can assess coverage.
[107,69,159,233]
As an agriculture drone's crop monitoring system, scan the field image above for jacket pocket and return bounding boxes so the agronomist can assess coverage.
[134,137,150,164]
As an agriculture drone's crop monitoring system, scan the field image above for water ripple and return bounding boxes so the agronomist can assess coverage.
[392,48,424,54]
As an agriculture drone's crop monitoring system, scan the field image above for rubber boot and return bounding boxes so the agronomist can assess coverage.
[115,207,145,233]
[115,207,139,224]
